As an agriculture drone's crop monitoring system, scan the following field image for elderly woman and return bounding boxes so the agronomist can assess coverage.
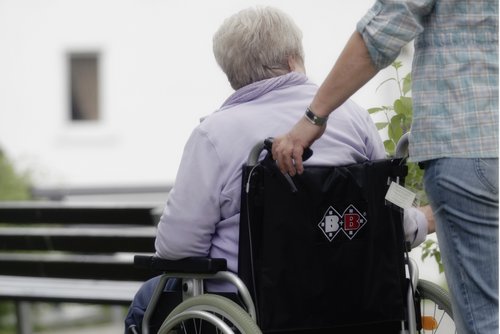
[125,6,431,333]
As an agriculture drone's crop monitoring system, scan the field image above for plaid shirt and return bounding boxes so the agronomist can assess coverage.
[357,0,498,161]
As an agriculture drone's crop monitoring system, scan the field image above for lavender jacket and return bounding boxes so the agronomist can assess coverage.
[155,73,426,289]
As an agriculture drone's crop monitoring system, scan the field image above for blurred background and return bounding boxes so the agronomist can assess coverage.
[0,1,441,333]
[0,0,409,189]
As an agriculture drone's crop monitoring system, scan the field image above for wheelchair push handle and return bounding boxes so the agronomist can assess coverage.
[395,132,410,159]
[246,137,313,166]
[246,138,313,193]
[264,137,313,162]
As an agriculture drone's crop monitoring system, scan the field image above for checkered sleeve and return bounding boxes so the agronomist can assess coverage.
[356,0,436,69]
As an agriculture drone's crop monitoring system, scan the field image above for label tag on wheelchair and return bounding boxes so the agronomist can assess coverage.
[385,182,416,209]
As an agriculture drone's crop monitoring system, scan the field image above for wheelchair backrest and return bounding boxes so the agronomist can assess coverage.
[239,150,408,333]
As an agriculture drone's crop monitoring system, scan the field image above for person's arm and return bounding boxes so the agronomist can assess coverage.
[311,31,379,119]
[272,31,378,175]
[155,128,223,259]
[404,205,435,248]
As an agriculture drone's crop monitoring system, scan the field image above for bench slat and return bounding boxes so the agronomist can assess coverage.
[0,275,143,305]
[0,254,160,281]
[0,202,157,225]
[0,227,156,252]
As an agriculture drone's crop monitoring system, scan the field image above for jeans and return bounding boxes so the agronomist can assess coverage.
[124,276,180,334]
[424,158,498,334]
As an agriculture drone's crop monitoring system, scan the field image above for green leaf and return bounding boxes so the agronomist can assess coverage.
[400,97,413,115]
[388,115,403,143]
[394,98,412,116]
[368,107,383,114]
[393,99,404,115]
[375,122,388,130]
[403,115,413,131]
[384,139,395,155]
[392,60,402,69]
[400,96,412,108]
[393,100,412,130]
[420,240,443,273]
[402,73,412,95]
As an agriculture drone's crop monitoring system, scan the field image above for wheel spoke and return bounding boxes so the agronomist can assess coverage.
[417,280,455,334]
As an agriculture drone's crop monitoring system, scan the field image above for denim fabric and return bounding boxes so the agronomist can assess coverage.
[424,158,499,334]
[124,276,179,334]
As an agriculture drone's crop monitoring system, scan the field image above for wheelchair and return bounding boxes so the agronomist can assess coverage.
[132,135,455,334]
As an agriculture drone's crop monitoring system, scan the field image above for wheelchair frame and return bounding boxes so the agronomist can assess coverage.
[134,134,454,334]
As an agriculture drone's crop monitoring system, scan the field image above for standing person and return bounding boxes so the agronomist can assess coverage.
[272,1,498,333]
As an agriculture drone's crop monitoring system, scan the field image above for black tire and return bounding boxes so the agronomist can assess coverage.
[417,279,456,334]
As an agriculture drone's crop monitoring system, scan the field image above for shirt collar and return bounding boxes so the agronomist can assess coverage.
[220,72,308,110]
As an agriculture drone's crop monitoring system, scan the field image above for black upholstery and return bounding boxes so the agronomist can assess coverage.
[238,152,408,333]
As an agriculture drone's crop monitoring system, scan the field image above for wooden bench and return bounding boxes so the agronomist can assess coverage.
[0,201,162,333]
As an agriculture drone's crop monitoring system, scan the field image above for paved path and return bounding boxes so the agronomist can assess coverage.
[36,323,123,334]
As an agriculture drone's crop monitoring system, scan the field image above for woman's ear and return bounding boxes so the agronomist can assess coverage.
[288,55,306,74]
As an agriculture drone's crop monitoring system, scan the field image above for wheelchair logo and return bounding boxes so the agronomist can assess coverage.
[318,204,367,241]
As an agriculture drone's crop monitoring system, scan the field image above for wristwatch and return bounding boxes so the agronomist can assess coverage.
[304,107,328,126]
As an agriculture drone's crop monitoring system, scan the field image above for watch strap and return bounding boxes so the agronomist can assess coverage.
[304,107,328,126]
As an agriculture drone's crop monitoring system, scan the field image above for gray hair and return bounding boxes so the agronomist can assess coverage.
[213,6,305,90]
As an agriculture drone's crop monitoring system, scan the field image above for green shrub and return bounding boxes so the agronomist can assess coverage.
[0,149,31,200]
[0,147,32,332]
[369,61,443,273]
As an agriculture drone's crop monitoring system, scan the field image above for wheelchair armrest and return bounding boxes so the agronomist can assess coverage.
[134,255,227,274]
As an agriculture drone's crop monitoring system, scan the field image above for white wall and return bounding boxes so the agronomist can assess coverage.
[0,0,410,187]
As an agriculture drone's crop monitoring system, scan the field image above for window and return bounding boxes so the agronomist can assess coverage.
[69,53,100,121]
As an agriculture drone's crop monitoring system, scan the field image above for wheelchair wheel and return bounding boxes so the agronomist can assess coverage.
[416,279,456,334]
[157,294,262,334]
